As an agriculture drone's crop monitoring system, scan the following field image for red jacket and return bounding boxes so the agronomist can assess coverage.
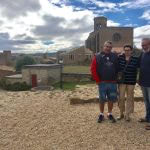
[90,56,101,84]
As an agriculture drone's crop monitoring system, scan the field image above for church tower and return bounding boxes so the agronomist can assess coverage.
[94,16,107,31]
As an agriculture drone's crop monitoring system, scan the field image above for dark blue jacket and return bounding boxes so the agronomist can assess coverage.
[139,52,150,87]
[95,52,118,81]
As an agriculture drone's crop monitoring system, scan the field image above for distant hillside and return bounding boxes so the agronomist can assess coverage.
[31,52,57,58]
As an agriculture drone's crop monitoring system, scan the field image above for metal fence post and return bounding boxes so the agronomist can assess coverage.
[59,60,63,89]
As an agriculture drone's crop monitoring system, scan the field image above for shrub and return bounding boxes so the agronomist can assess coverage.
[15,55,36,71]
[0,79,31,91]
[0,78,10,89]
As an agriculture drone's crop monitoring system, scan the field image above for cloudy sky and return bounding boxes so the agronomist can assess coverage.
[0,0,150,53]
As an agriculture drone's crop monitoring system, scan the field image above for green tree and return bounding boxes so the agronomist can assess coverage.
[15,55,36,71]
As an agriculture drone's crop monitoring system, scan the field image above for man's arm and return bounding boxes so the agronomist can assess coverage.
[90,56,101,84]
[137,52,143,68]
[116,55,121,73]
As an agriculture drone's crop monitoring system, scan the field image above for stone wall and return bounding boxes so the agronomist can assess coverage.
[62,73,91,82]
[47,68,61,84]
[22,69,30,84]
[5,76,22,84]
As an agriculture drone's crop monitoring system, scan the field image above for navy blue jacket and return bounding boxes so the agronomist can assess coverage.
[95,52,119,81]
[139,52,150,87]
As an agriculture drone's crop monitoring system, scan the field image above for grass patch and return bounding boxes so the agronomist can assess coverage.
[63,65,90,74]
[53,81,95,90]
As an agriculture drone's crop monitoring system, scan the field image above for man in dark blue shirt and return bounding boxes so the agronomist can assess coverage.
[91,41,118,123]
[139,38,150,130]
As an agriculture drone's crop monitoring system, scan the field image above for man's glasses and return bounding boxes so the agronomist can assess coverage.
[106,46,112,48]
[142,45,147,47]
[124,50,131,52]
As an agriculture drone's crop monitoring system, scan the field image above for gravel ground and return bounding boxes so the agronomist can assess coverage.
[0,85,149,150]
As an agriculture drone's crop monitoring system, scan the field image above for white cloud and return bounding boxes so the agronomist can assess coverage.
[124,24,138,27]
[0,0,148,53]
[119,2,131,7]
[74,0,91,4]
[92,0,117,9]
[119,0,150,9]
[91,0,123,13]
[0,0,41,19]
[0,0,96,52]
[134,25,150,48]
[46,3,94,20]
[50,0,61,3]
[134,25,150,38]
[107,20,120,27]
[140,10,150,21]
[88,7,97,10]
[50,0,68,5]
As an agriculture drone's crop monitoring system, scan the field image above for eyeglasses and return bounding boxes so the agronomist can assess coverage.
[106,46,112,48]
[124,50,131,52]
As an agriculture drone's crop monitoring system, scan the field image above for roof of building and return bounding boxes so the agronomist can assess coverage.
[63,46,93,55]
[84,48,93,54]
[5,74,22,79]
[66,46,83,53]
[23,64,61,69]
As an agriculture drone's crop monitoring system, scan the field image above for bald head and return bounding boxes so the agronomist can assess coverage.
[141,38,150,52]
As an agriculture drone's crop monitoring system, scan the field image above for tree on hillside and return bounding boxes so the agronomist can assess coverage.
[15,55,36,71]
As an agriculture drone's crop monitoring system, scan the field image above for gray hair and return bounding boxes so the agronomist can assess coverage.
[104,40,112,46]
[142,38,150,42]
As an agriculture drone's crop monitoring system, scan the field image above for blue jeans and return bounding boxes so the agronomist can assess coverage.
[98,82,117,104]
[141,86,150,122]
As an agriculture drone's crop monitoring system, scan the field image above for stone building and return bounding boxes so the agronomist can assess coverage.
[0,50,12,65]
[22,64,62,87]
[85,16,133,54]
[5,64,62,87]
[59,46,93,65]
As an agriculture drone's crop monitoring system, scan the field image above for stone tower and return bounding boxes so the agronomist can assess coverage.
[0,50,11,65]
[86,16,133,53]
[94,16,107,31]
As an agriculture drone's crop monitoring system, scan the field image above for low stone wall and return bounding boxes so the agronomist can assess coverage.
[4,74,23,84]
[69,84,144,105]
[70,97,144,105]
[62,73,91,82]
[0,70,16,79]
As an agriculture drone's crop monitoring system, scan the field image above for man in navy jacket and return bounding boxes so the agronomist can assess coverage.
[139,38,150,130]
[91,41,118,123]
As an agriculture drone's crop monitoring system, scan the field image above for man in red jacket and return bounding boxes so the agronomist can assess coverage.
[91,41,118,123]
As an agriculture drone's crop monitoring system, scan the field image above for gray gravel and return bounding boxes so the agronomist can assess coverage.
[0,85,149,150]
